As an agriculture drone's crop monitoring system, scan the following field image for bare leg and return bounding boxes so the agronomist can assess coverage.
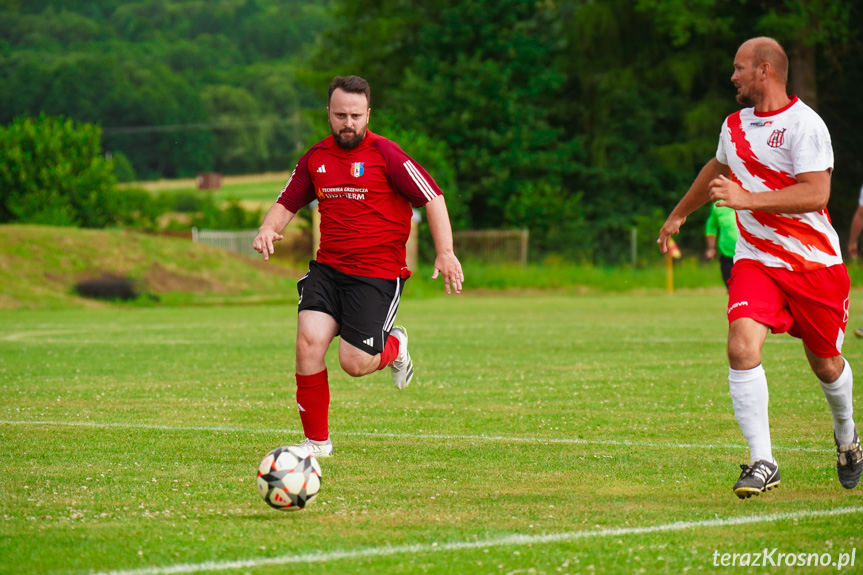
[338,338,382,377]
[803,344,845,383]
[296,310,340,374]
[727,317,769,370]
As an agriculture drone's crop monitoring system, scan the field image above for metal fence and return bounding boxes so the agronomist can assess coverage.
[452,229,529,265]
[191,228,260,258]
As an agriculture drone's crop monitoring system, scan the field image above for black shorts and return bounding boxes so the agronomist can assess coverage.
[297,260,406,355]
[720,255,734,289]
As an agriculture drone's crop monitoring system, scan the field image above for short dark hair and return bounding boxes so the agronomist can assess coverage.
[328,75,371,106]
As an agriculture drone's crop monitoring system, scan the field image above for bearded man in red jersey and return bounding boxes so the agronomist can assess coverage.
[658,38,861,498]
[253,75,464,457]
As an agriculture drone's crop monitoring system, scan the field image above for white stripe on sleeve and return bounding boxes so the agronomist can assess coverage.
[403,160,437,202]
[277,168,296,200]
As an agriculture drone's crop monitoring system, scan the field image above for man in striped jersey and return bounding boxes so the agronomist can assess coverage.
[658,37,862,498]
[253,75,464,458]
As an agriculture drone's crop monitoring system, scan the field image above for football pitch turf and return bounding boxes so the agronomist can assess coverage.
[1,292,861,574]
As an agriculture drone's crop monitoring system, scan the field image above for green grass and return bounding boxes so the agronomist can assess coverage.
[1,224,741,310]
[2,293,863,574]
[0,225,304,310]
[8,221,863,309]
[207,179,289,206]
[127,173,291,210]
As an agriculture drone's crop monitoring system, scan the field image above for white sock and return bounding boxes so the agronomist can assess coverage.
[819,359,856,445]
[729,364,773,463]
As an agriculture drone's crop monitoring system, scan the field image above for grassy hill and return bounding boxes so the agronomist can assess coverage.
[10,222,846,310]
[0,224,305,310]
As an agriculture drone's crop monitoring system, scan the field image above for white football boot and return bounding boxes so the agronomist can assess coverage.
[389,325,413,390]
[296,437,334,458]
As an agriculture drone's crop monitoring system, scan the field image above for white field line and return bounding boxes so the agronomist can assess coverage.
[0,419,829,453]
[0,325,187,341]
[2,332,800,345]
[89,506,863,575]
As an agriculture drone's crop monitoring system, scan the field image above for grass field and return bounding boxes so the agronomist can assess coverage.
[2,292,863,574]
[128,173,291,211]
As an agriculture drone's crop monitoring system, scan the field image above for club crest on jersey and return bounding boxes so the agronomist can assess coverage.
[766,128,786,148]
[351,162,365,177]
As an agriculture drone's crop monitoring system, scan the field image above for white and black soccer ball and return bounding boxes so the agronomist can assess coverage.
[256,446,322,511]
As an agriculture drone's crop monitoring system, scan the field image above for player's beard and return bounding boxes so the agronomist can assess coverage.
[735,84,761,107]
[736,93,755,107]
[331,124,366,150]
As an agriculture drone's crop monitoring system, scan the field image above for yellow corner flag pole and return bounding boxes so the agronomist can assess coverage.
[666,238,681,294]
[666,251,674,293]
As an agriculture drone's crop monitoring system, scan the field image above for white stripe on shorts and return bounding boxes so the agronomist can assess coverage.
[382,277,401,342]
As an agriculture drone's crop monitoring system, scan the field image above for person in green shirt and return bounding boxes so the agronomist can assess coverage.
[704,201,738,289]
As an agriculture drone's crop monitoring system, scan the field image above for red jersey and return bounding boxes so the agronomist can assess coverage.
[276,130,442,279]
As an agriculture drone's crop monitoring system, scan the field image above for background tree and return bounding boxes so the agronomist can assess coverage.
[1,0,860,260]
[0,114,117,226]
[638,0,861,249]
[0,0,330,178]
[315,0,583,258]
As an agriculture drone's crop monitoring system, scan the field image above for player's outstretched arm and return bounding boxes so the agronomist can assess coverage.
[425,195,464,295]
[253,203,295,261]
[658,158,727,253]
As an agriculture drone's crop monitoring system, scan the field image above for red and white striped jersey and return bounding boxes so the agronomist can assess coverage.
[276,130,442,279]
[716,96,840,272]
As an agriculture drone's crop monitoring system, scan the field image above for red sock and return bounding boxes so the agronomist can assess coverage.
[377,334,400,370]
[295,370,329,441]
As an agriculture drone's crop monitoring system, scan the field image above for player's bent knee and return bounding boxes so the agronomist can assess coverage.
[810,355,845,383]
[339,356,373,377]
[338,347,378,377]
[727,341,761,370]
[338,355,360,376]
[296,335,330,358]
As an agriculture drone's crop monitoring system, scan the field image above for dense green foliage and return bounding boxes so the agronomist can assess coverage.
[0,115,262,230]
[2,0,862,262]
[318,0,862,261]
[0,115,117,226]
[0,0,329,179]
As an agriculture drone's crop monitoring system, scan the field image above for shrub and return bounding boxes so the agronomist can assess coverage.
[110,151,137,183]
[170,191,206,213]
[193,197,261,230]
[108,187,166,230]
[0,114,117,227]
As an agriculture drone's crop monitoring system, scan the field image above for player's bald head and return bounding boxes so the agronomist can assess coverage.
[739,37,788,85]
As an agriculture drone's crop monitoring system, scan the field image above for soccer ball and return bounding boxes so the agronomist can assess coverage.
[256,446,322,511]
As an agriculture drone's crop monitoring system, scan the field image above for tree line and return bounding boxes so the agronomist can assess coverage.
[0,0,328,179]
[1,0,861,263]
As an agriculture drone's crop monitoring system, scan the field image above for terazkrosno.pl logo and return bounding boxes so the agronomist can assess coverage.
[712,548,856,570]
